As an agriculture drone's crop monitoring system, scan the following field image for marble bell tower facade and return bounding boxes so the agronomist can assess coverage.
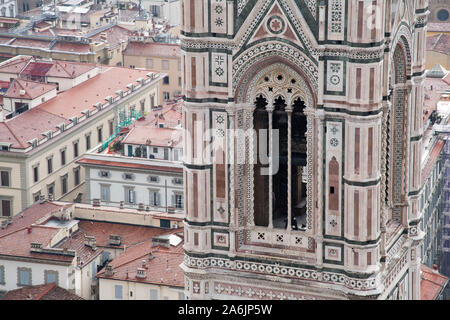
[180,0,429,300]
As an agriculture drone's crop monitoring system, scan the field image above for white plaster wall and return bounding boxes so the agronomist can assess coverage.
[0,259,72,292]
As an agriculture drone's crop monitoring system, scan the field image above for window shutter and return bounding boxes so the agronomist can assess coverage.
[156,193,160,206]
[131,190,136,203]
[171,194,175,206]
[149,191,155,205]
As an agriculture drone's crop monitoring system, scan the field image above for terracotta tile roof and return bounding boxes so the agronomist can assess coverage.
[138,102,182,129]
[0,65,156,149]
[427,33,450,55]
[1,107,71,148]
[10,38,52,49]
[0,56,33,74]
[51,42,91,54]
[76,157,183,173]
[56,230,102,267]
[420,264,449,300]
[122,126,182,148]
[1,283,83,300]
[4,79,56,99]
[123,41,180,58]
[0,225,74,263]
[38,66,151,119]
[77,220,182,250]
[0,201,71,238]
[89,25,131,49]
[96,237,184,287]
[422,139,445,181]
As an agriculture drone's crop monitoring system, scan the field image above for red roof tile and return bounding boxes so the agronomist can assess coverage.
[427,33,450,55]
[78,220,182,249]
[0,201,71,238]
[10,38,52,49]
[4,79,56,99]
[420,264,449,300]
[1,283,83,300]
[422,139,445,181]
[122,126,182,148]
[96,237,184,287]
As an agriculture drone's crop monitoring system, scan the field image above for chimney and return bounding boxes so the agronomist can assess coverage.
[84,236,97,250]
[138,203,144,211]
[141,259,146,268]
[105,264,113,276]
[27,227,32,234]
[92,198,101,207]
[148,251,154,260]
[167,206,175,214]
[136,267,146,279]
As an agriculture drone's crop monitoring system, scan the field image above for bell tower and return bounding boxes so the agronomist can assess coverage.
[181,0,429,300]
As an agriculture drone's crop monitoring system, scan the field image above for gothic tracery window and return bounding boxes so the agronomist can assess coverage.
[252,67,309,230]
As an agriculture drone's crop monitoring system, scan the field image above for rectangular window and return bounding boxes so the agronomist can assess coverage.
[86,135,91,150]
[73,142,79,158]
[160,219,170,228]
[115,285,123,299]
[163,76,170,85]
[109,120,114,136]
[48,184,54,197]
[98,128,103,143]
[0,171,9,187]
[146,59,153,68]
[357,1,364,39]
[47,158,53,174]
[125,188,135,204]
[162,60,169,70]
[163,92,170,100]
[18,268,31,286]
[150,95,155,108]
[61,175,68,195]
[1,199,11,217]
[178,77,182,87]
[175,194,183,209]
[149,191,160,206]
[101,185,110,202]
[33,166,39,183]
[150,289,158,300]
[33,192,41,203]
[45,271,58,284]
[61,150,66,166]
[355,128,360,174]
[74,168,80,186]
[0,266,4,285]
[356,68,362,99]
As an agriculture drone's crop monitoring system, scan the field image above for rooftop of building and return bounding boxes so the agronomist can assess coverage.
[4,78,56,100]
[0,59,161,151]
[77,220,183,250]
[420,264,449,300]
[135,101,182,129]
[426,33,450,55]
[96,236,184,287]
[123,41,180,59]
[122,125,182,148]
[0,56,98,79]
[1,283,83,300]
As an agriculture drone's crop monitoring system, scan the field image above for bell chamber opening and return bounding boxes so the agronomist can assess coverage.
[252,69,308,231]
